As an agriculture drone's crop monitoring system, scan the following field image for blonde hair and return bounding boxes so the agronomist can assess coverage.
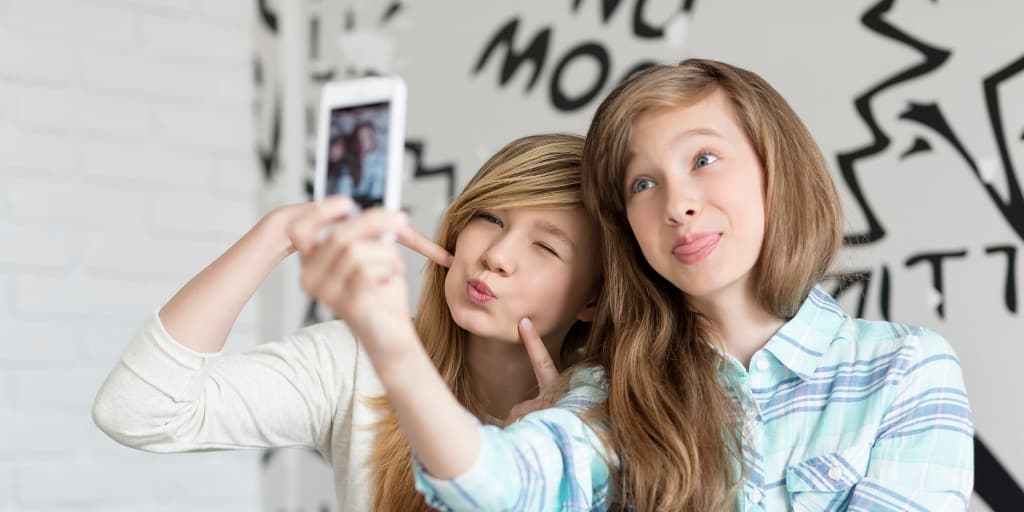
[580,59,843,510]
[369,133,598,511]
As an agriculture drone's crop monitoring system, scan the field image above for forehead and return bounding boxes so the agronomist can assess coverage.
[627,91,746,163]
[509,206,591,228]
[632,91,740,141]
[502,206,597,240]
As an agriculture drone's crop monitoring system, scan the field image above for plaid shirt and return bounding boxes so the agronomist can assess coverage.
[413,287,974,511]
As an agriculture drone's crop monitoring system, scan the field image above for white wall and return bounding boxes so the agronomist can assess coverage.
[0,0,262,510]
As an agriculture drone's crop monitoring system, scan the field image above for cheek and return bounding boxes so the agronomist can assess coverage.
[627,206,662,260]
[529,267,597,326]
[518,268,575,311]
[443,263,461,304]
[730,190,767,256]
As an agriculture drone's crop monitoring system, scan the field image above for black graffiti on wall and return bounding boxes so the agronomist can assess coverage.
[828,1,1024,509]
[831,0,1023,320]
[254,0,281,183]
[831,244,1018,320]
[975,434,1024,510]
[473,0,696,112]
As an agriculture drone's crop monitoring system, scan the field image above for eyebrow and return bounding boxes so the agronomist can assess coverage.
[534,220,576,251]
[673,127,724,143]
[626,127,725,174]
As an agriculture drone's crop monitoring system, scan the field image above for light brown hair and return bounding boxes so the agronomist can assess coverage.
[369,133,600,511]
[580,58,842,510]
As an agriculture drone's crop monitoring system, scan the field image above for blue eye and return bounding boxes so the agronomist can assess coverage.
[695,152,719,168]
[630,178,655,194]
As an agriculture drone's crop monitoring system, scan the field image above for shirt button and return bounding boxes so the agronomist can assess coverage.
[828,466,843,480]
[748,488,764,504]
[755,358,769,371]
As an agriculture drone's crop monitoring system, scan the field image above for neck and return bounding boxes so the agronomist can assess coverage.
[689,278,784,369]
[466,333,564,421]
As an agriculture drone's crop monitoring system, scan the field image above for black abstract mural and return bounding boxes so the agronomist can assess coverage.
[825,1,1023,509]
[253,0,281,185]
[473,0,696,113]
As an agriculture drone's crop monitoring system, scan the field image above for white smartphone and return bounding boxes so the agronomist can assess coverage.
[313,76,406,212]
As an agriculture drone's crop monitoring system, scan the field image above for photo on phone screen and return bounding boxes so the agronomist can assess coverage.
[324,101,391,210]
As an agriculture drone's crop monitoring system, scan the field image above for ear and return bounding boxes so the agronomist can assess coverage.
[575,295,599,323]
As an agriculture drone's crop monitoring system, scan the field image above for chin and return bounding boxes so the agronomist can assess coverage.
[686,275,753,303]
[447,303,474,332]
[669,273,726,299]
[448,306,495,336]
[461,314,520,343]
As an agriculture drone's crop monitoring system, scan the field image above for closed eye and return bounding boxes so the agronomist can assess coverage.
[536,242,560,257]
[475,211,504,227]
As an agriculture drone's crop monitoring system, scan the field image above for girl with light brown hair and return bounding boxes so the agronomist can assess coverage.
[92,133,604,511]
[578,58,972,510]
[361,59,971,511]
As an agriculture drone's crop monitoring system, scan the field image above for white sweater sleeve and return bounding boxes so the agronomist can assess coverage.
[92,311,360,458]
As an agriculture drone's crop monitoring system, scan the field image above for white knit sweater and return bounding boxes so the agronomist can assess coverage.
[92,311,385,511]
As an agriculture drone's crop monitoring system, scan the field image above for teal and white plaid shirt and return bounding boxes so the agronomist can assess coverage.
[413,286,974,511]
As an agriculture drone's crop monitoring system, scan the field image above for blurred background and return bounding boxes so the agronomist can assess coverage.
[0,0,1020,510]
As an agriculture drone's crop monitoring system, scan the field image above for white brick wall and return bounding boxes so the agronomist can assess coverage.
[0,0,263,510]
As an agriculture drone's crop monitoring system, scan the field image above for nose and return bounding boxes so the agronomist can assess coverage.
[665,182,701,226]
[481,236,517,275]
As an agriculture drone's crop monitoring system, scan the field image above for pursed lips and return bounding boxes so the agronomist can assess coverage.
[467,278,497,304]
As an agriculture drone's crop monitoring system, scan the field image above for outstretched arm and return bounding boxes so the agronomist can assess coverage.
[290,205,481,478]
[290,208,611,510]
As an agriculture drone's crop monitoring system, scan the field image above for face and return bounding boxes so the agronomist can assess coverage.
[623,89,766,302]
[329,137,345,161]
[444,206,601,344]
[356,125,376,154]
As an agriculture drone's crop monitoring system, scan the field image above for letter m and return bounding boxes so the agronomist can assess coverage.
[472,18,550,92]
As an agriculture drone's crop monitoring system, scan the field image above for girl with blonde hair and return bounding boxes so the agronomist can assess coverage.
[342,59,971,511]
[93,133,603,511]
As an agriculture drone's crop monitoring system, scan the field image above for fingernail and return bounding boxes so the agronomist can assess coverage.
[520,318,533,331]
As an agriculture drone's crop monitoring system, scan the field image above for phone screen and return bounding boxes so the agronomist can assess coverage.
[324,101,391,210]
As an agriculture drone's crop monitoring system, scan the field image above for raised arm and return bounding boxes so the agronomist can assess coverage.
[93,197,456,453]
[92,200,361,452]
[159,200,346,353]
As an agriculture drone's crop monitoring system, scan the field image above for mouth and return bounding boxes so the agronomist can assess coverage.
[672,232,722,265]
[466,278,497,305]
